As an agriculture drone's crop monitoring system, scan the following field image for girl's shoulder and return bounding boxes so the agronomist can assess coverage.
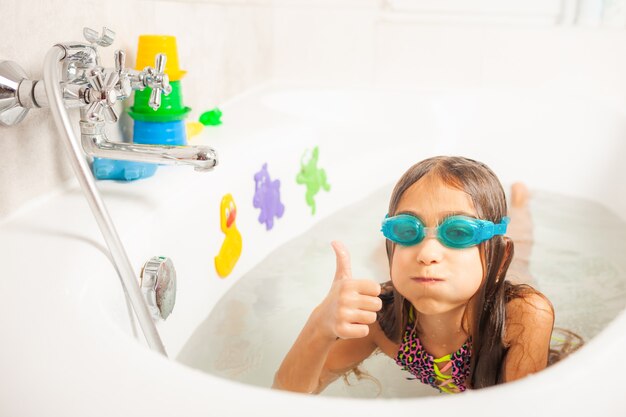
[501,284,556,381]
[504,284,555,346]
[504,284,553,317]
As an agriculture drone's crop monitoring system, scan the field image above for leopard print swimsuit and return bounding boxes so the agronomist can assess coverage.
[395,325,472,393]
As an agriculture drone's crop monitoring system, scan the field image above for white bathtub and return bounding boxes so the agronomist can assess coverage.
[1,84,625,416]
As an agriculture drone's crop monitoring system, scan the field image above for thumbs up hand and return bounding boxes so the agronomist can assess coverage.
[314,241,383,341]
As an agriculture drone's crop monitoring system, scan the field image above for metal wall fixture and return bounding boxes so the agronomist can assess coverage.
[140,256,177,321]
[0,27,220,356]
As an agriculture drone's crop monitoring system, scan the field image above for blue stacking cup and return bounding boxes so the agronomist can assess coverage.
[133,120,187,146]
[92,158,158,181]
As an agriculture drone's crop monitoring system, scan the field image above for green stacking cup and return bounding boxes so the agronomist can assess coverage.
[128,80,191,122]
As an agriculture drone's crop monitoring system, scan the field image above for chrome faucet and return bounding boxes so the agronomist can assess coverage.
[0,27,218,171]
[0,27,221,356]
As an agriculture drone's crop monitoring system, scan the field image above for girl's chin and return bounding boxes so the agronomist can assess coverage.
[409,299,467,316]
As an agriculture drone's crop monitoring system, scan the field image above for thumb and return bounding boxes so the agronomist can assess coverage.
[331,240,352,282]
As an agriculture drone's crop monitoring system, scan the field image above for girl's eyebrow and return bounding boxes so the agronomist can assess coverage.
[395,209,421,218]
[440,210,478,219]
[394,210,478,221]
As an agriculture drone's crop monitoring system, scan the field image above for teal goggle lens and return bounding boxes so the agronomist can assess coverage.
[381,214,510,249]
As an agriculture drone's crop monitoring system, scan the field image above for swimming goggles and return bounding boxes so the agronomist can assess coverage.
[381,214,510,249]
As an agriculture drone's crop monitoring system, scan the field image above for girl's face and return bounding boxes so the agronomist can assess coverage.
[391,175,484,316]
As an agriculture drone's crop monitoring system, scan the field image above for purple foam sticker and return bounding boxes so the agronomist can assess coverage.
[253,163,285,230]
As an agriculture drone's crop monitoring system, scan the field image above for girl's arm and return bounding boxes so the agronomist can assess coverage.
[272,316,379,393]
[273,241,383,393]
[503,292,555,382]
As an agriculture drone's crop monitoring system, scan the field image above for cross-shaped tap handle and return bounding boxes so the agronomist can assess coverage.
[147,53,172,111]
[85,67,119,123]
[113,50,132,98]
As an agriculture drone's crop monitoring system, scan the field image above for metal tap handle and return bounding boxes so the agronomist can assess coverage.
[113,50,132,99]
[85,67,119,123]
[155,53,166,74]
[83,27,115,48]
[147,54,171,110]
[115,49,125,72]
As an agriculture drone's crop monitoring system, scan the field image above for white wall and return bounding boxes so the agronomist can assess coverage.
[2,0,626,219]
[272,0,626,98]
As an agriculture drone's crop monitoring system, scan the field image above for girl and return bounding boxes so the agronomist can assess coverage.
[273,156,556,394]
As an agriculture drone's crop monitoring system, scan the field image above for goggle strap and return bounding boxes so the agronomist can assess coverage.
[493,216,510,236]
[474,216,511,241]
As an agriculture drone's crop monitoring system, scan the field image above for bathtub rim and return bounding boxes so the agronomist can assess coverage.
[1,82,625,415]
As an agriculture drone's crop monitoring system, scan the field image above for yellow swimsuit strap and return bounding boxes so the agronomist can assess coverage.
[433,355,461,393]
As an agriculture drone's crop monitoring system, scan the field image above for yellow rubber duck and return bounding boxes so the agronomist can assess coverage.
[215,194,242,278]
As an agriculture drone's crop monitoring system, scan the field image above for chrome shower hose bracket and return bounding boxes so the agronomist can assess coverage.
[140,256,177,321]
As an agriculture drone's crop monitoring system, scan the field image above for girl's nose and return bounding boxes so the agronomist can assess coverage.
[416,233,444,265]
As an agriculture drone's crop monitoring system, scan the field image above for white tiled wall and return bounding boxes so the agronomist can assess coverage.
[2,0,626,219]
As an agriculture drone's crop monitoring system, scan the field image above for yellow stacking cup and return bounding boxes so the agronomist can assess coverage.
[135,35,187,81]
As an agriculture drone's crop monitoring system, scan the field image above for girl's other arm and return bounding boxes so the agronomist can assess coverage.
[503,292,555,382]
[272,317,379,393]
[273,241,383,393]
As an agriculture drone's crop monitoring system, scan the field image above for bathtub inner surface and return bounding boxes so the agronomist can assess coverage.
[176,182,626,398]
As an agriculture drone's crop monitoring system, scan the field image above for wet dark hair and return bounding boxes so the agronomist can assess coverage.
[377,156,553,388]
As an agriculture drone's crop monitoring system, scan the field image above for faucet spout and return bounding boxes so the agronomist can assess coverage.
[80,120,218,171]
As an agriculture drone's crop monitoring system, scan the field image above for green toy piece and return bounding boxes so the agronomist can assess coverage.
[296,146,330,215]
[199,108,223,126]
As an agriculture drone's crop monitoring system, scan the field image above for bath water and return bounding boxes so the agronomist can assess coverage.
[177,185,626,398]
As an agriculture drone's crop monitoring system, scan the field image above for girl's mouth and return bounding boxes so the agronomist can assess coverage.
[411,277,444,283]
